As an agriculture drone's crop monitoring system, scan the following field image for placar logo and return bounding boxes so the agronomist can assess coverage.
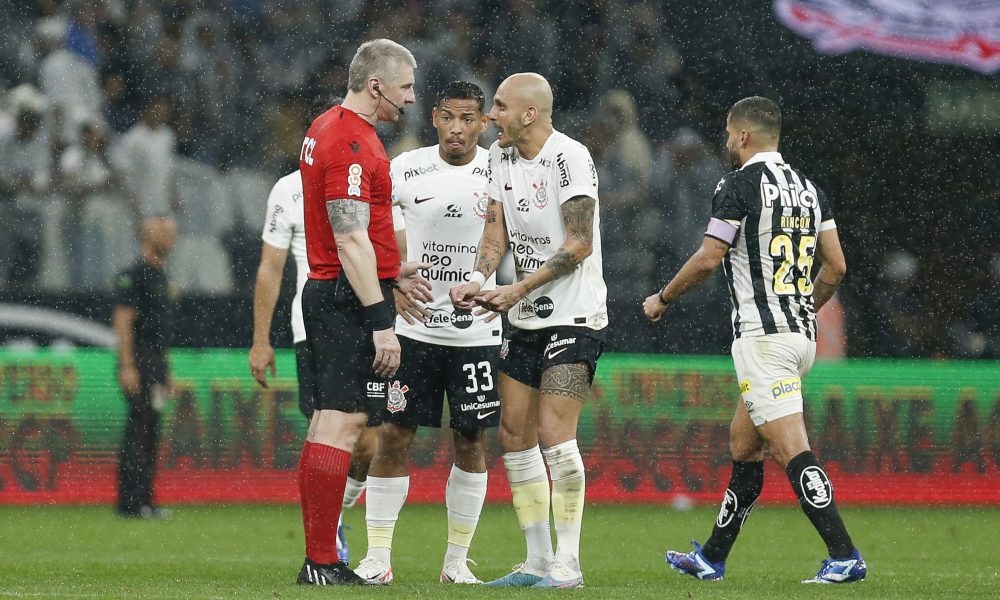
[770,378,801,400]
[800,466,832,508]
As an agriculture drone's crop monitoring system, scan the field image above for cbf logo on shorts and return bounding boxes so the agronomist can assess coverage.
[386,380,410,414]
[799,465,833,508]
[770,377,801,400]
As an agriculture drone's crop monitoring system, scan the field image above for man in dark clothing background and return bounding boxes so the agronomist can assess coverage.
[113,215,177,518]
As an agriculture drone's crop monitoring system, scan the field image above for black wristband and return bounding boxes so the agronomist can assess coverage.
[362,300,395,331]
[658,289,670,305]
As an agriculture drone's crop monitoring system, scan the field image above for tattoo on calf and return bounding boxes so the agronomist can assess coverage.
[326,199,370,235]
[540,363,590,403]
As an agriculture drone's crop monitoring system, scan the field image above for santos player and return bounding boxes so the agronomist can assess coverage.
[644,96,865,584]
[354,81,499,586]
[451,73,607,589]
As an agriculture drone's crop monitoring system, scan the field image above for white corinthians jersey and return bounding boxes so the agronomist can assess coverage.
[487,130,608,332]
[391,145,501,347]
[261,170,308,344]
[708,152,836,341]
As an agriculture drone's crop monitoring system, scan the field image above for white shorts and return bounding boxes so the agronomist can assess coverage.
[731,332,816,426]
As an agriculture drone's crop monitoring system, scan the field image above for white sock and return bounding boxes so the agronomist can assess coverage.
[363,475,409,566]
[503,446,553,573]
[543,440,585,572]
[445,465,487,561]
[343,476,366,509]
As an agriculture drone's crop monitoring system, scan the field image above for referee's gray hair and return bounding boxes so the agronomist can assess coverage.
[347,39,417,93]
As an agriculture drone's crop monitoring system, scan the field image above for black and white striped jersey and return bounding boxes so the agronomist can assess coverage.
[705,152,836,341]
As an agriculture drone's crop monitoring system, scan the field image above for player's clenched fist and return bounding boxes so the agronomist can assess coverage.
[643,292,668,323]
[450,281,481,311]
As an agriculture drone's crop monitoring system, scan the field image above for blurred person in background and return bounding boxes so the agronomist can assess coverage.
[59,117,133,289]
[113,215,177,519]
[948,253,1000,358]
[0,84,51,288]
[870,250,927,357]
[111,94,178,219]
[35,15,102,148]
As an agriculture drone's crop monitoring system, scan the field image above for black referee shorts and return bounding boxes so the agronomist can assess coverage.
[501,326,605,389]
[301,277,396,416]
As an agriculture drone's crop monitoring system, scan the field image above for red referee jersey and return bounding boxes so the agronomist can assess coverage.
[300,105,400,280]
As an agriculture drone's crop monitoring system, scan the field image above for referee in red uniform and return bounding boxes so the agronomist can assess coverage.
[295,38,430,585]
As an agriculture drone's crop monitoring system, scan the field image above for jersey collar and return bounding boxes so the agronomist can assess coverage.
[741,151,784,169]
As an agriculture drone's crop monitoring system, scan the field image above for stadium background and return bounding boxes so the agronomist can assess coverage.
[1,1,998,508]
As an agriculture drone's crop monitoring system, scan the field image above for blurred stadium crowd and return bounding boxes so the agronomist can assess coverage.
[0,0,996,358]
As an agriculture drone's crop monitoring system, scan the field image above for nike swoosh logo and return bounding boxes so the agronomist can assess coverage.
[503,183,512,191]
[477,410,496,419]
[414,196,434,204]
[546,348,568,359]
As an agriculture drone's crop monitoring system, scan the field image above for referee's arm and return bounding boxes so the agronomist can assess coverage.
[327,198,384,306]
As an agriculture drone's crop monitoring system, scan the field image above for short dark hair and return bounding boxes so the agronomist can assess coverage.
[728,96,781,139]
[436,81,485,112]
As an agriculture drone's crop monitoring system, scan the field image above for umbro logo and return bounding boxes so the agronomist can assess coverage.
[414,196,434,204]
[350,141,361,154]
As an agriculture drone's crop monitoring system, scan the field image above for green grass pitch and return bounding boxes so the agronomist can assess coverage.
[2,504,997,598]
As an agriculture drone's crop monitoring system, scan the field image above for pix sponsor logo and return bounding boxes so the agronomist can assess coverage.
[403,164,438,181]
[770,377,802,400]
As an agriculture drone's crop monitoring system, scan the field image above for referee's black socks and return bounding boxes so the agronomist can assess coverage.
[785,450,855,559]
[701,460,764,564]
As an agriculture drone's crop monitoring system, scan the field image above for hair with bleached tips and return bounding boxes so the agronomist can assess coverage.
[347,39,416,93]
[728,96,781,140]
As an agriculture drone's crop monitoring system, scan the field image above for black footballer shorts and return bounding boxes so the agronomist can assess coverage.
[301,277,395,416]
[295,341,383,426]
[501,326,605,389]
[384,335,500,431]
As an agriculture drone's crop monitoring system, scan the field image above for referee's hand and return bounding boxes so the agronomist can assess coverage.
[643,292,668,323]
[372,328,401,378]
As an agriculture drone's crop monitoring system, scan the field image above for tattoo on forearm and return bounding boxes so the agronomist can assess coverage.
[542,196,595,280]
[544,248,576,279]
[326,199,370,235]
[475,236,503,276]
[485,198,500,224]
[540,363,590,403]
[563,196,595,247]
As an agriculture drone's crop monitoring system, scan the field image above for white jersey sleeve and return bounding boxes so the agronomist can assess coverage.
[553,141,599,204]
[260,171,309,344]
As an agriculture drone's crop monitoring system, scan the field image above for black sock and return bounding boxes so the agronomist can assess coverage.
[701,460,764,563]
[785,450,855,559]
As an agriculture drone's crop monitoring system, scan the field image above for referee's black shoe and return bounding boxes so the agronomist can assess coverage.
[297,558,366,586]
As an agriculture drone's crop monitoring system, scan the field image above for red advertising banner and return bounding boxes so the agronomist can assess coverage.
[1,350,998,505]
